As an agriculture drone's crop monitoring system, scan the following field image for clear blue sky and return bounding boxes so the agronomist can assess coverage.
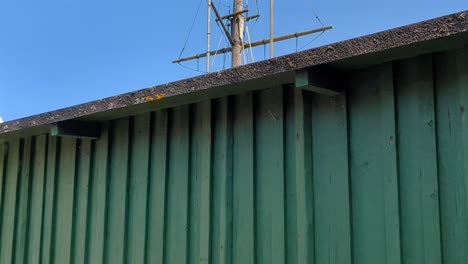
[0,0,466,121]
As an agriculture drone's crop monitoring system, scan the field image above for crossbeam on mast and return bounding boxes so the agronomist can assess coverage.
[215,9,249,22]
[227,14,260,27]
[246,14,260,21]
[173,25,333,64]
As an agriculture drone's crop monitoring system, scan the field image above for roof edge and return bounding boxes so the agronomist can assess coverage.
[1,10,467,139]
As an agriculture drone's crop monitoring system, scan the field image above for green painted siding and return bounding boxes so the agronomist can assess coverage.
[1,47,468,264]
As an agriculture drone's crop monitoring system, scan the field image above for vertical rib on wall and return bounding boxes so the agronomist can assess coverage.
[0,46,468,264]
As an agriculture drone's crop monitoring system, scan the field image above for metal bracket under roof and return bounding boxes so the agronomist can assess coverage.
[51,120,102,140]
[295,67,346,96]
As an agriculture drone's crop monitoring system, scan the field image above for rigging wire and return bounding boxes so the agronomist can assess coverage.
[312,9,325,27]
[240,22,247,65]
[245,1,260,50]
[245,25,255,62]
[223,52,226,70]
[242,46,248,64]
[211,34,225,67]
[299,30,325,50]
[177,0,204,60]
[175,0,207,73]
[296,36,299,52]
[177,61,207,74]
[214,18,230,46]
[298,2,328,51]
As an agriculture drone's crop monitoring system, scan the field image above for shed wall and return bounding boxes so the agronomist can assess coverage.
[0,46,468,264]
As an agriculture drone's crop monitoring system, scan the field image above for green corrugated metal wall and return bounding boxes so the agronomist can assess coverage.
[0,47,468,264]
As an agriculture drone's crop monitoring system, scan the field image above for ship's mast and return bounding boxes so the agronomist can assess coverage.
[174,0,333,69]
[231,0,245,67]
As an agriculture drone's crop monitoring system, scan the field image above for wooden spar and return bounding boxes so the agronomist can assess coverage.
[173,25,333,64]
[215,9,249,22]
[231,0,244,67]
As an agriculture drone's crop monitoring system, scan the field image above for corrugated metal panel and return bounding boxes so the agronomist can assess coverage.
[0,47,468,264]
